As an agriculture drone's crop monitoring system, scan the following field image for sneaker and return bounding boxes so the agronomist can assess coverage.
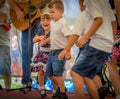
[52,87,67,98]
[21,83,32,91]
[60,93,68,99]
[52,87,60,98]
[54,93,61,99]
[39,90,46,98]
[38,85,46,98]
[55,93,68,99]
[98,87,108,99]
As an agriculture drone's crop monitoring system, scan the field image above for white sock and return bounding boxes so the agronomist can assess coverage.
[38,85,45,91]
[41,90,45,94]
[38,85,46,95]
[52,90,56,94]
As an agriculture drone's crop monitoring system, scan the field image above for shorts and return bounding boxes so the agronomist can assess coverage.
[72,41,111,79]
[0,46,11,75]
[45,49,66,76]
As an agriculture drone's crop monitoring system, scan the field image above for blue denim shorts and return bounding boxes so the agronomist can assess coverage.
[45,49,66,76]
[0,46,11,75]
[72,41,111,79]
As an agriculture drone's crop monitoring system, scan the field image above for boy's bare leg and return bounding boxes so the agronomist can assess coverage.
[49,76,59,90]
[38,71,46,97]
[93,75,103,89]
[38,71,44,86]
[70,70,84,99]
[55,76,65,92]
[84,77,100,99]
[106,58,120,96]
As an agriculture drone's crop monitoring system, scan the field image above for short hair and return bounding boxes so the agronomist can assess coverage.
[48,0,64,11]
[41,14,51,20]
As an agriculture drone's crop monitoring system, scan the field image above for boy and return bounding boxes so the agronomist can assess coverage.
[58,0,116,99]
[45,0,71,99]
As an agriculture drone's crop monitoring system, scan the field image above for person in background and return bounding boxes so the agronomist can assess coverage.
[58,0,116,99]
[7,0,44,88]
[0,0,11,90]
[45,0,71,99]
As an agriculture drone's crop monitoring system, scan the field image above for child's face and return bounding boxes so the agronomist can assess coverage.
[48,7,63,21]
[41,18,51,31]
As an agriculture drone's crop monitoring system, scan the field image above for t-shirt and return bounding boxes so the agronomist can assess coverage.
[50,17,71,50]
[80,0,116,53]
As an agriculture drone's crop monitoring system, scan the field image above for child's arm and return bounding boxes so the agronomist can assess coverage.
[39,37,50,46]
[58,34,79,60]
[111,20,117,41]
[76,17,103,48]
[33,35,45,43]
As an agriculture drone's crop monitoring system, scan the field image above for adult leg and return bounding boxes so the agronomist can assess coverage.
[0,46,11,90]
[21,30,34,85]
[3,75,11,89]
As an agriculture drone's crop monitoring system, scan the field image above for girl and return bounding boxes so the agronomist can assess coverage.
[31,14,50,98]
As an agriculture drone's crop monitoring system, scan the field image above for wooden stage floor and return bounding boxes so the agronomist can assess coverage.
[0,89,115,99]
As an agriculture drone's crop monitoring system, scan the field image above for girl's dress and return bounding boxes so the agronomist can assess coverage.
[112,30,120,66]
[30,32,50,72]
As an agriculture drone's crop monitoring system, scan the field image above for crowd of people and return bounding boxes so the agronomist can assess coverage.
[0,0,120,99]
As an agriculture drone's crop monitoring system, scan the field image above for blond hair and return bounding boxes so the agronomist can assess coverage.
[48,0,64,11]
[41,14,50,20]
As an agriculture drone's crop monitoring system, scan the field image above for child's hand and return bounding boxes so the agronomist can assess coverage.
[33,35,46,43]
[38,40,44,46]
[76,37,87,48]
[39,35,46,41]
[58,49,71,60]
[58,49,66,60]
[33,35,39,43]
[65,51,71,60]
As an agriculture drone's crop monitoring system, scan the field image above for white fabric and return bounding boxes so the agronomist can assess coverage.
[40,47,50,52]
[72,11,86,36]
[87,0,115,53]
[50,17,71,50]
[75,0,116,53]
